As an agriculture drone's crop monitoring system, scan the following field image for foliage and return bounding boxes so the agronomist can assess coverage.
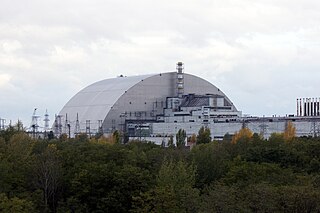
[0,121,25,142]
[1,128,320,212]
[196,126,211,144]
[201,183,249,213]
[284,121,296,142]
[0,193,35,213]
[231,127,253,144]
[132,159,200,213]
[223,132,232,142]
[191,142,230,188]
[32,144,62,212]
[167,135,174,147]
[176,129,186,148]
[112,130,121,144]
[189,133,197,144]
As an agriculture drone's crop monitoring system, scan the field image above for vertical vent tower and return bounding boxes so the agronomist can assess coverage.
[176,62,184,98]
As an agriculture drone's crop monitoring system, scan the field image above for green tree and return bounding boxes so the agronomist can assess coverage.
[192,142,230,188]
[222,160,296,187]
[1,133,34,195]
[223,132,232,142]
[0,193,35,213]
[269,132,285,144]
[278,185,320,212]
[153,159,199,213]
[176,129,186,148]
[32,144,62,213]
[196,126,211,144]
[244,183,280,212]
[113,130,121,144]
[167,135,174,148]
[201,184,248,213]
[0,121,25,142]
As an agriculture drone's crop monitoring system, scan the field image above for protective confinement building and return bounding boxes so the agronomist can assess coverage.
[57,62,240,137]
[56,63,320,142]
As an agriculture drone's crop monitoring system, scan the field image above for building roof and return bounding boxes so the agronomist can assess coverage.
[58,74,153,130]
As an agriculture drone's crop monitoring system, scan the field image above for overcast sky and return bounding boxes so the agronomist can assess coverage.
[1,0,320,127]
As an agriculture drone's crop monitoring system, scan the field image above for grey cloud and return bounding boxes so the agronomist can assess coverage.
[1,0,320,124]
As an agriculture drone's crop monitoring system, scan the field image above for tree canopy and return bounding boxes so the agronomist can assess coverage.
[1,125,320,212]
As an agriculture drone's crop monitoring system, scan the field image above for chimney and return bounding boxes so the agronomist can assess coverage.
[176,62,184,98]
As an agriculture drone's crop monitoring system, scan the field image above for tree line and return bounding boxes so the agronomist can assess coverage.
[1,122,320,212]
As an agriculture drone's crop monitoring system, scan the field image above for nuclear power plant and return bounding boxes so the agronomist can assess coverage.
[52,62,320,143]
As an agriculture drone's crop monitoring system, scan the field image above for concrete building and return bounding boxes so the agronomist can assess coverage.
[57,63,320,143]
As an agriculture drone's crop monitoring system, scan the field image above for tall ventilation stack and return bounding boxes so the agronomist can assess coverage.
[176,62,184,98]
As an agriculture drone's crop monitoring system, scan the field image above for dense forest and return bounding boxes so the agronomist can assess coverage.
[1,123,320,212]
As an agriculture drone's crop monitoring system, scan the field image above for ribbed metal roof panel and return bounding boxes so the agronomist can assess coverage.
[58,74,153,132]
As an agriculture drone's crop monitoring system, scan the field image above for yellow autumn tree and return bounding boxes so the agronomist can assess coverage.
[284,121,296,142]
[231,127,253,144]
[189,134,197,144]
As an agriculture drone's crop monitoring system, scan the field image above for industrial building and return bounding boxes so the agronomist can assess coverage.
[56,62,320,143]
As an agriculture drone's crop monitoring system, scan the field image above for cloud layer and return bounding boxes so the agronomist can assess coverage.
[1,0,320,126]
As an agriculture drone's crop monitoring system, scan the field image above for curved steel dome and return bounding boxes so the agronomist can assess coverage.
[58,72,238,136]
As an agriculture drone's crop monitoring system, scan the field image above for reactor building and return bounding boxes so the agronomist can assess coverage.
[56,62,320,142]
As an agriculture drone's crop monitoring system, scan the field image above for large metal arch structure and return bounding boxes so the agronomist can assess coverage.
[58,72,238,136]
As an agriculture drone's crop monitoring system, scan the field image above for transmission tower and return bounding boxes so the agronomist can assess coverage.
[44,109,50,132]
[75,113,80,136]
[259,123,268,138]
[54,114,63,137]
[63,113,72,138]
[86,120,91,136]
[310,119,320,137]
[0,118,5,130]
[31,108,40,138]
[258,117,268,138]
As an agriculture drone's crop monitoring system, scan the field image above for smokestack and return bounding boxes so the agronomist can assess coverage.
[296,98,299,116]
[318,98,320,116]
[303,98,306,116]
[307,98,310,116]
[300,98,302,117]
[176,62,184,98]
[311,98,314,116]
[314,98,317,116]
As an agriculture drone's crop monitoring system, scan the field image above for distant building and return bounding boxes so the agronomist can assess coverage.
[57,63,320,143]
